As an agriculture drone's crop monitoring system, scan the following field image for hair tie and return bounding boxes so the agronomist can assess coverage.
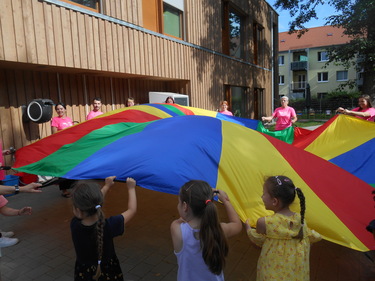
[95,205,101,209]
[205,199,211,205]
[275,176,282,186]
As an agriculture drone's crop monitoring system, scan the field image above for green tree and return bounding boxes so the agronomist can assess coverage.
[274,0,375,98]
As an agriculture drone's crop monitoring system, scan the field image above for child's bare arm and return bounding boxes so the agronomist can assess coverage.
[101,176,116,197]
[0,206,32,216]
[121,177,137,224]
[217,189,242,238]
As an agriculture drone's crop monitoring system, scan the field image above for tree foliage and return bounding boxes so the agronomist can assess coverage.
[275,0,375,97]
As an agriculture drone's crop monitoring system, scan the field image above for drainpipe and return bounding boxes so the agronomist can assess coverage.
[270,10,275,113]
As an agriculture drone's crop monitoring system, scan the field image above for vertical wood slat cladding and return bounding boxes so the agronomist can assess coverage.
[0,0,276,157]
[0,67,188,157]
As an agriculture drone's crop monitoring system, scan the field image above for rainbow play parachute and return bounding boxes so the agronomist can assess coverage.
[13,104,375,252]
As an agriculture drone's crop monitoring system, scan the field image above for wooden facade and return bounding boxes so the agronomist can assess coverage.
[0,0,278,164]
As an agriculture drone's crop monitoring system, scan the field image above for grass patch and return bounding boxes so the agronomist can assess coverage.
[295,120,326,128]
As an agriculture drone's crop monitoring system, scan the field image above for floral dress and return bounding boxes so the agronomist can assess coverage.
[247,213,321,281]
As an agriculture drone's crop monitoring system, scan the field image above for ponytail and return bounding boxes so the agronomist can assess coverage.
[93,206,105,280]
[200,200,228,275]
[293,187,306,241]
[71,181,105,281]
[179,180,228,275]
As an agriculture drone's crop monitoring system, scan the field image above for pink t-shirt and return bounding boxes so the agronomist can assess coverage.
[272,106,297,131]
[51,116,73,131]
[352,107,375,122]
[86,110,103,120]
[219,110,233,116]
[0,195,8,208]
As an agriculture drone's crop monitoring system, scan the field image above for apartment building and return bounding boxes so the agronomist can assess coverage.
[0,0,278,154]
[278,26,357,100]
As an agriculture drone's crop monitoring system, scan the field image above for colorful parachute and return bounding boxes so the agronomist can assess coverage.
[13,104,375,252]
[293,114,375,187]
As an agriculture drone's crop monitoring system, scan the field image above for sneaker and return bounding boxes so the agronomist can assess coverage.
[1,231,14,238]
[0,237,19,248]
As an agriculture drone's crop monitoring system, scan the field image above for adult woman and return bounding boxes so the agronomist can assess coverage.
[219,101,233,116]
[51,102,74,197]
[262,96,297,131]
[51,102,74,134]
[336,94,375,121]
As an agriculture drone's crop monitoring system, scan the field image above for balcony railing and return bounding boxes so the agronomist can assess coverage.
[291,61,307,71]
[291,82,307,90]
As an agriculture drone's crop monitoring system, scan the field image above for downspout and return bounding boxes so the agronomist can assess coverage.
[270,10,275,112]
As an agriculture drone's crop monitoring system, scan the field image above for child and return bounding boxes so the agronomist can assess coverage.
[170,180,242,281]
[70,176,137,281]
[245,175,321,281]
[0,182,42,247]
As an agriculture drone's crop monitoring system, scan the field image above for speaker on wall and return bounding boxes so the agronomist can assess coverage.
[26,99,54,123]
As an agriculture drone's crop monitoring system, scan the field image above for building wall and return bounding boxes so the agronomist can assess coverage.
[278,46,358,100]
[308,48,357,95]
[0,0,277,164]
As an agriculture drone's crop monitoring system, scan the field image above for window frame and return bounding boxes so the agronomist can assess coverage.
[336,70,348,81]
[222,2,246,60]
[318,51,329,62]
[279,75,285,85]
[317,72,329,82]
[278,55,284,66]
[163,2,184,39]
[60,0,100,12]
[142,0,185,40]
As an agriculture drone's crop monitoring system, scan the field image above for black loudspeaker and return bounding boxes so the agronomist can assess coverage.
[26,99,54,123]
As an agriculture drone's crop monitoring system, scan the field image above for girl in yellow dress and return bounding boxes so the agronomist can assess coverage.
[245,176,321,281]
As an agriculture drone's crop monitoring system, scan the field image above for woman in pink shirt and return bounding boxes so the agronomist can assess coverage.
[336,94,375,122]
[262,96,297,131]
[51,102,74,197]
[51,102,74,134]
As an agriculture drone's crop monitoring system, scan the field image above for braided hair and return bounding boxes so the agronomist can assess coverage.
[71,181,105,280]
[265,176,306,240]
[179,180,228,275]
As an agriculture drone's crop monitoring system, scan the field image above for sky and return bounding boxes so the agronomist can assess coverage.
[267,0,336,32]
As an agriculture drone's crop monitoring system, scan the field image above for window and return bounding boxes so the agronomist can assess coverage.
[278,56,284,65]
[61,0,100,12]
[318,51,329,62]
[222,3,245,59]
[336,70,348,81]
[163,1,183,38]
[253,22,264,66]
[318,72,329,82]
[142,0,184,39]
[279,75,285,85]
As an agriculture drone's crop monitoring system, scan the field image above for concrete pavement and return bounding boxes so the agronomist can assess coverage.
[0,182,374,280]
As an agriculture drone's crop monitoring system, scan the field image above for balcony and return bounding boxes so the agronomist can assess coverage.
[291,81,307,90]
[291,61,307,71]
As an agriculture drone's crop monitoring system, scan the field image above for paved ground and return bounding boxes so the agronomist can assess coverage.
[0,182,374,281]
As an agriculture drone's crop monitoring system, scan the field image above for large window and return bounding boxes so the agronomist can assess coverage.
[253,22,264,66]
[318,51,329,62]
[318,72,329,82]
[61,0,100,12]
[336,70,348,81]
[222,3,245,59]
[278,55,284,65]
[142,0,184,39]
[224,85,247,117]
